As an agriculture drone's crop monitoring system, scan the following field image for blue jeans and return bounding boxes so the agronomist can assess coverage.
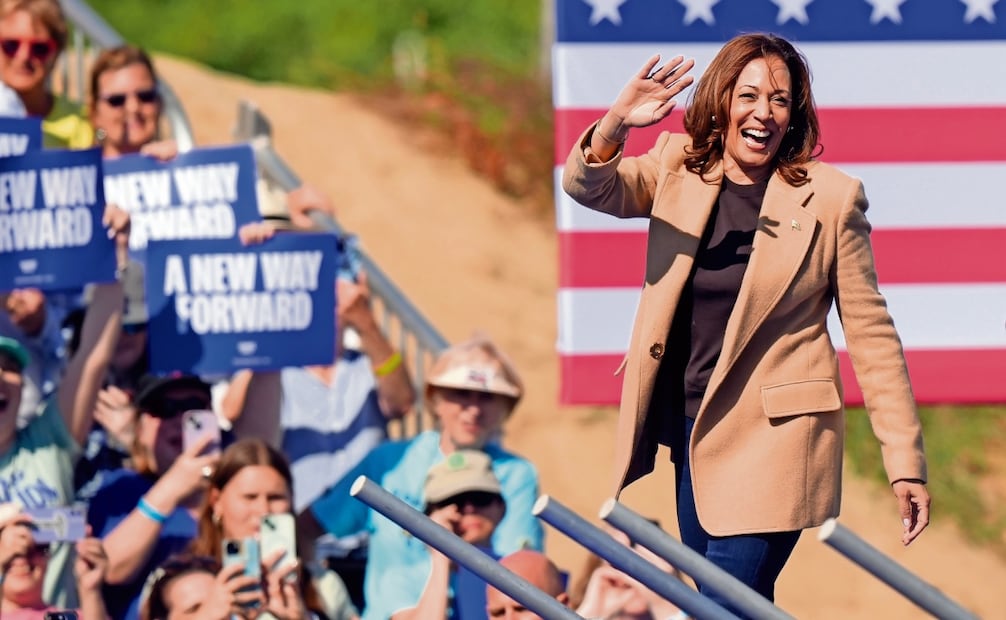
[670,415,801,618]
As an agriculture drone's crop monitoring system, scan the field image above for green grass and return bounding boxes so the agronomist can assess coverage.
[845,406,1006,556]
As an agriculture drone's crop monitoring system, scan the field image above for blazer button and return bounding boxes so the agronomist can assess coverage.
[649,343,664,359]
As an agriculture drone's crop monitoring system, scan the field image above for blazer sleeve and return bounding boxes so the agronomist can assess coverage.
[561,121,677,220]
[832,180,928,484]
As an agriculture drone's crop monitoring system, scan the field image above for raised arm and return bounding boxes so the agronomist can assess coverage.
[58,205,130,445]
[340,272,415,419]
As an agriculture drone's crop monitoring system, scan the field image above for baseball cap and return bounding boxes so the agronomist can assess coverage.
[424,449,503,508]
[134,373,212,416]
[0,336,29,372]
[425,335,523,403]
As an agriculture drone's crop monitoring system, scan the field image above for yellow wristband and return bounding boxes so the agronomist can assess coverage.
[373,351,402,377]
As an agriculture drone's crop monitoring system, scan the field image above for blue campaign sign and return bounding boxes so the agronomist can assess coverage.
[145,232,339,375]
[102,143,261,264]
[0,147,115,292]
[0,117,42,157]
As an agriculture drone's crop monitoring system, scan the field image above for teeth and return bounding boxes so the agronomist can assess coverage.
[744,129,769,138]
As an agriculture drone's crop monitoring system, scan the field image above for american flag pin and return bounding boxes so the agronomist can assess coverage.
[791,219,801,231]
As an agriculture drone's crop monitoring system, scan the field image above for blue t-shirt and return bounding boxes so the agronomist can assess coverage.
[453,547,499,619]
[87,469,199,620]
[310,431,543,620]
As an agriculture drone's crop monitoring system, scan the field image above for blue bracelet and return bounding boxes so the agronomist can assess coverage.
[137,497,168,524]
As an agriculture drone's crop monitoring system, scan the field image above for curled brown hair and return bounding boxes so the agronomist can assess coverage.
[88,44,159,109]
[0,0,67,51]
[139,553,221,620]
[683,33,821,186]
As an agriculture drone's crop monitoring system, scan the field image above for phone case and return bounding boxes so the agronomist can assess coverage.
[260,513,297,572]
[25,505,87,544]
[222,537,261,605]
[182,409,221,456]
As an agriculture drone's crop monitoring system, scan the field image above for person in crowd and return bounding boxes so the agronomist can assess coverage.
[0,287,70,425]
[569,526,686,620]
[485,550,570,620]
[0,205,131,607]
[188,437,358,620]
[228,218,414,512]
[0,504,111,619]
[392,449,507,619]
[136,553,274,620]
[296,334,543,620]
[562,32,930,615]
[0,0,92,147]
[87,372,221,620]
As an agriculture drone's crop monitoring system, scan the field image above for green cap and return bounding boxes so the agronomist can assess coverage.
[0,336,29,372]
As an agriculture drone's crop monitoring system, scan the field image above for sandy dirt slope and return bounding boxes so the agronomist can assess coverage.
[155,54,1004,618]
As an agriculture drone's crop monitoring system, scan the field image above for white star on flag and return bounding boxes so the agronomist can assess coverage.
[865,0,907,24]
[582,0,629,25]
[678,0,720,26]
[771,0,814,25]
[960,0,998,23]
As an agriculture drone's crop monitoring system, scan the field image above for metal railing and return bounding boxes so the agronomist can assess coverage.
[59,0,448,437]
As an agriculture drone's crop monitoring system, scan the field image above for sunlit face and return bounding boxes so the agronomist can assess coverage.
[1,543,48,606]
[0,10,57,96]
[486,590,545,620]
[160,570,216,620]
[432,492,504,545]
[2,288,46,336]
[92,62,161,156]
[722,55,792,184]
[432,388,512,452]
[212,465,292,541]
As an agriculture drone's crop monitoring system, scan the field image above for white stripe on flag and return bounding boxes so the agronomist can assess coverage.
[558,284,1006,354]
[554,41,1006,109]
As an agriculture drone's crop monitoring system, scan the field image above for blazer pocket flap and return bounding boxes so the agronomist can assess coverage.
[761,379,841,418]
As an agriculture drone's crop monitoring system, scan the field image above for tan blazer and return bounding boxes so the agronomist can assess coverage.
[563,127,927,536]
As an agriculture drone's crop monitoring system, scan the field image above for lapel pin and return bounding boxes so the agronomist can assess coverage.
[791,219,801,231]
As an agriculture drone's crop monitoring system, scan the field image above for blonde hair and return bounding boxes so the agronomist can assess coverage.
[0,0,68,51]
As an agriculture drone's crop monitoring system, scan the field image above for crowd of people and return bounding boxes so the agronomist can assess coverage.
[0,1,933,619]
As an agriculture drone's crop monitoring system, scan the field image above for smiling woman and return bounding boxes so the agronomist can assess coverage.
[0,0,93,148]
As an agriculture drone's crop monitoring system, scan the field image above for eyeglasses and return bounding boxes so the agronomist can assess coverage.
[100,88,159,108]
[429,491,501,512]
[0,38,56,61]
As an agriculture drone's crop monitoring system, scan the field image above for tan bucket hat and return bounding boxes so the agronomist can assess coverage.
[423,449,502,507]
[425,334,524,404]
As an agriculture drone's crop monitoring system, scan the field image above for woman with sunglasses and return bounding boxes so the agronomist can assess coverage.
[88,45,175,160]
[188,438,357,620]
[0,0,92,148]
[86,373,223,620]
[0,503,111,620]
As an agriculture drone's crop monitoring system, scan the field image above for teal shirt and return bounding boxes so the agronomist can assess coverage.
[0,398,79,607]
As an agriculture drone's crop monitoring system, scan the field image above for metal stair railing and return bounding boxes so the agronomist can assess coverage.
[60,0,448,438]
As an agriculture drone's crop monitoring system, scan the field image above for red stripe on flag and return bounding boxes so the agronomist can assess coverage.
[555,107,1006,165]
[559,228,1006,288]
[561,349,1006,406]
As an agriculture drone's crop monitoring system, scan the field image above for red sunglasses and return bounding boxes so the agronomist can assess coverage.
[0,37,56,61]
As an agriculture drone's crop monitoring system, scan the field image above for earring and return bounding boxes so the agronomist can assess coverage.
[711,115,716,124]
[212,512,221,525]
[95,127,106,143]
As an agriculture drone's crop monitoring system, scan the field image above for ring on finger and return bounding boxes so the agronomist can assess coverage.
[201,465,214,479]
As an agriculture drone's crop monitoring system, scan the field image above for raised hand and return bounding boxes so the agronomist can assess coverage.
[605,54,696,138]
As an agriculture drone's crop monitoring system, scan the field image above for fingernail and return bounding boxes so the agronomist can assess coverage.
[902,518,910,528]
[107,228,115,239]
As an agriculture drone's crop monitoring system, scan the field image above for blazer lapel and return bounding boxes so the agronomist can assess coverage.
[707,174,817,396]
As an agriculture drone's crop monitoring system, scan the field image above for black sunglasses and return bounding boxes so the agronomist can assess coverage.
[429,491,501,512]
[101,88,159,108]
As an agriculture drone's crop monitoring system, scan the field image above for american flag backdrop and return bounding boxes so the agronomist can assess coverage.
[553,0,1006,405]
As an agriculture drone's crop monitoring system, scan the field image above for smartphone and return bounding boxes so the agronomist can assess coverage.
[44,611,78,620]
[182,409,221,456]
[260,513,297,580]
[221,537,261,605]
[25,506,87,544]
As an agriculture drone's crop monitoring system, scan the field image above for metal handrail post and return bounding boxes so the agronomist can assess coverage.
[350,477,582,620]
[818,519,978,620]
[601,499,794,620]
[533,495,740,620]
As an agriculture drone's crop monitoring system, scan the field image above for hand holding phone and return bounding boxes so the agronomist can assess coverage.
[221,537,261,607]
[182,409,221,457]
[260,513,297,582]
[24,506,87,544]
